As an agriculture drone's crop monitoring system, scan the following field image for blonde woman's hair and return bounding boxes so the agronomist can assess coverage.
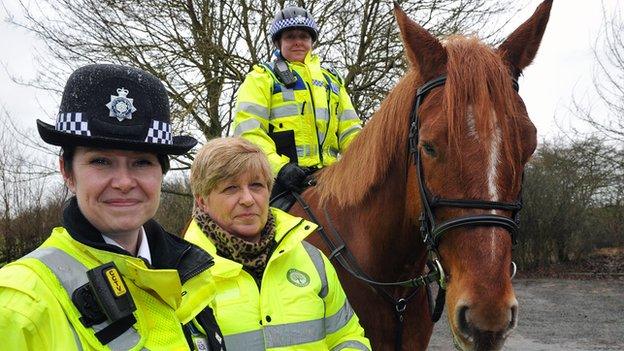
[190,137,273,198]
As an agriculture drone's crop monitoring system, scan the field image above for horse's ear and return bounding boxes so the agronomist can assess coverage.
[497,0,553,77]
[394,2,446,79]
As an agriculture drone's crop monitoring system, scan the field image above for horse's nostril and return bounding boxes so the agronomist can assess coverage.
[508,304,518,332]
[457,305,472,340]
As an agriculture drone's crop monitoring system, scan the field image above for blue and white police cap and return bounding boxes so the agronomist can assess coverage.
[37,64,197,155]
[269,6,319,43]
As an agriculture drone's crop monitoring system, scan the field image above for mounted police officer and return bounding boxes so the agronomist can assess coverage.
[233,6,362,198]
[0,64,224,350]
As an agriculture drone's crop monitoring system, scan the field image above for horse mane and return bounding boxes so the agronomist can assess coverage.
[315,70,417,207]
[317,35,523,207]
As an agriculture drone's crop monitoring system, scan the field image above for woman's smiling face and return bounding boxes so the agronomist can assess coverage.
[61,147,163,237]
[279,29,313,63]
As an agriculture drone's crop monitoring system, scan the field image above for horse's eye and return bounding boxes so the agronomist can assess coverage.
[422,142,437,157]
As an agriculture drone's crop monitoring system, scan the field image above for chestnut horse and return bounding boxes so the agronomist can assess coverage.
[290,1,552,350]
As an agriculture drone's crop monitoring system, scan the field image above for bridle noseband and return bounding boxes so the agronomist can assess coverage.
[292,74,525,351]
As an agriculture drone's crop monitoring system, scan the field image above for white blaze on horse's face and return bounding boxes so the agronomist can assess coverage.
[487,117,502,204]
[466,106,477,138]
[466,106,501,205]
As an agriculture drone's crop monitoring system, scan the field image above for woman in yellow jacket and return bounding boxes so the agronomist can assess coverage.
[185,137,371,351]
[233,6,362,196]
[0,64,224,350]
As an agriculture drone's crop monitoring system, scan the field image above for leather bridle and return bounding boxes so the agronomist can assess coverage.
[407,74,524,322]
[292,74,524,351]
[409,75,522,250]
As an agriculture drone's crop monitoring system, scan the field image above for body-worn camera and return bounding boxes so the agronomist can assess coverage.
[72,262,137,344]
[274,59,297,88]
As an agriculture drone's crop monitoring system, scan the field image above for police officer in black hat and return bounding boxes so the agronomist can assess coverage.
[0,64,224,350]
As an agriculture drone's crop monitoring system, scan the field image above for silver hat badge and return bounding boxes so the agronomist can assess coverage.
[106,87,137,121]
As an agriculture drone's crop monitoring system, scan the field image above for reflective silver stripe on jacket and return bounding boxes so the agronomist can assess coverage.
[224,329,265,351]
[339,125,362,142]
[331,340,371,351]
[68,317,84,351]
[265,318,325,348]
[281,89,295,101]
[315,108,330,122]
[328,147,339,158]
[234,119,263,135]
[271,105,300,119]
[224,319,327,350]
[225,311,361,351]
[325,300,355,334]
[221,242,358,350]
[24,248,143,351]
[339,109,359,121]
[296,145,319,158]
[318,132,327,147]
[302,241,328,299]
[237,102,270,120]
[302,242,357,335]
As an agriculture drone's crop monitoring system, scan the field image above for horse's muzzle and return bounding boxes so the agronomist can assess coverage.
[453,299,518,351]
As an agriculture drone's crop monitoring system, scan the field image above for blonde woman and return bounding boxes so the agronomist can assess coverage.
[185,137,370,351]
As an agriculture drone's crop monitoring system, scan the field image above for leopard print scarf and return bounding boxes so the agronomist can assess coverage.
[193,207,277,285]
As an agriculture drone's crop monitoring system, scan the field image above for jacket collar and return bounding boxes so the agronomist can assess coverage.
[303,51,316,65]
[185,208,317,278]
[62,197,213,283]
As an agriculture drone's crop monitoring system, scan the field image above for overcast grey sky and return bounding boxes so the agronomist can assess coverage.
[0,0,619,141]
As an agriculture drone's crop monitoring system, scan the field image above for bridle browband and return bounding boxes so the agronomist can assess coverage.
[409,75,523,254]
[292,74,524,351]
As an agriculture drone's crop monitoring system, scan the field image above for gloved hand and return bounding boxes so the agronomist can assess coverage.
[277,163,307,192]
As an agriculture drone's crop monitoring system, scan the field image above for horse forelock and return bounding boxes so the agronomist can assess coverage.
[443,36,524,182]
[316,72,419,208]
[316,36,527,207]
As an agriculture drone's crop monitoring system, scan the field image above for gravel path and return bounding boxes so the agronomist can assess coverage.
[428,278,624,350]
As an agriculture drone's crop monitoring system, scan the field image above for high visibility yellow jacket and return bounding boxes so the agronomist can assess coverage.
[184,208,371,351]
[0,226,217,350]
[233,52,362,175]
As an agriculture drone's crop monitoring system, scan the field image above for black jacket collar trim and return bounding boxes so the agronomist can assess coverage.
[62,197,213,281]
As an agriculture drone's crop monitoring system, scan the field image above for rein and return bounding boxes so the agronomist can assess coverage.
[292,74,524,351]
[291,191,435,351]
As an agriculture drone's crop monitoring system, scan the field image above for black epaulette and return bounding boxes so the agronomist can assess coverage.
[322,64,344,86]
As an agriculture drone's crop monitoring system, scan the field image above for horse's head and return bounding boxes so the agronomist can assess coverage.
[395,1,552,350]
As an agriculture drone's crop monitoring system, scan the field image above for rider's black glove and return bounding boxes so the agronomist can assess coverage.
[276,163,307,192]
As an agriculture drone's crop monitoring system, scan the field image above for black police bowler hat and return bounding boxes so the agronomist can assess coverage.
[37,64,197,155]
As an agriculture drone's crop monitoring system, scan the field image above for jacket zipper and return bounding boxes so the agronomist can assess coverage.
[255,218,305,293]
[323,82,333,151]
[305,82,323,164]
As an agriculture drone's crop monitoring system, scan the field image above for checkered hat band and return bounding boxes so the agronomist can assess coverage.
[270,17,317,37]
[145,120,173,145]
[56,112,91,136]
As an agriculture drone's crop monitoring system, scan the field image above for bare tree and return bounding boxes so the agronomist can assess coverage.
[0,110,66,262]
[572,1,624,146]
[9,0,517,152]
